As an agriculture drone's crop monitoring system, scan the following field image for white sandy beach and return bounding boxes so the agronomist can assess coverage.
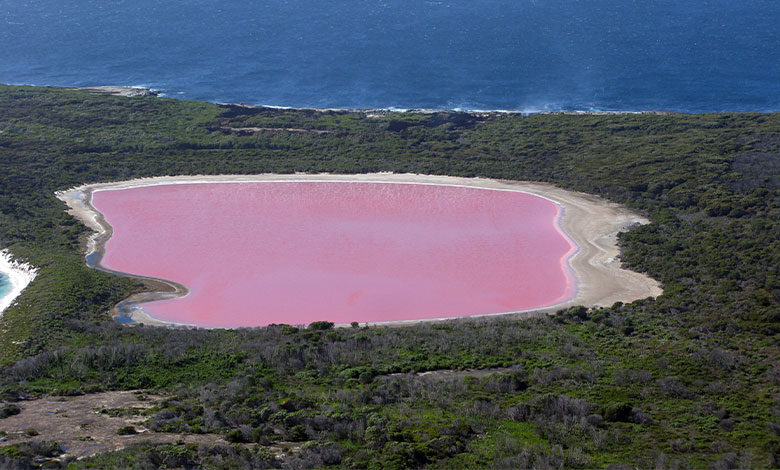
[57,173,663,327]
[0,249,37,315]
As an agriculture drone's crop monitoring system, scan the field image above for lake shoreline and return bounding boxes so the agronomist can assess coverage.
[57,173,663,328]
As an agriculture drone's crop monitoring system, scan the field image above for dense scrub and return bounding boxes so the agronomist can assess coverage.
[0,85,777,468]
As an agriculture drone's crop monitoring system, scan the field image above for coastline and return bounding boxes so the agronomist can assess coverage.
[75,85,160,97]
[57,173,663,328]
[71,85,680,116]
[220,101,681,117]
[0,250,38,315]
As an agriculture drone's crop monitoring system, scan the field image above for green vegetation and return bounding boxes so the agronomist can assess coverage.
[116,426,137,436]
[0,403,20,418]
[0,441,63,468]
[0,84,778,469]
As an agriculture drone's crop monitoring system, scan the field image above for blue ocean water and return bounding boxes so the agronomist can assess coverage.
[0,273,11,301]
[2,0,779,112]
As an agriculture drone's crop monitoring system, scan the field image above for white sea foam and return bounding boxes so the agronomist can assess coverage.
[258,104,296,110]
[128,84,161,92]
[0,249,38,315]
[242,103,654,115]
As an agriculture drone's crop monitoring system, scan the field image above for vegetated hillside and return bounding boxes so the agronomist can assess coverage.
[0,84,777,469]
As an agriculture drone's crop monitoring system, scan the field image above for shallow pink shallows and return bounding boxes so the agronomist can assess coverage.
[92,182,576,327]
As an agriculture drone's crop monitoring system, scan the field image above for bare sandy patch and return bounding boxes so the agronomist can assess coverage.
[0,391,297,461]
[75,86,159,97]
[56,173,662,327]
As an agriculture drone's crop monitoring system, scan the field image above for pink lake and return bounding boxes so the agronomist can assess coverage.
[92,182,576,327]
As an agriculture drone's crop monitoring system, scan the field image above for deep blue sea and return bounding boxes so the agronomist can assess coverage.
[2,0,779,112]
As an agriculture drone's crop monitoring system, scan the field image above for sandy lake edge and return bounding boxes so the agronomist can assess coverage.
[56,173,663,328]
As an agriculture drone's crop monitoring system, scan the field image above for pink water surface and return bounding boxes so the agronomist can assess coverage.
[92,182,576,327]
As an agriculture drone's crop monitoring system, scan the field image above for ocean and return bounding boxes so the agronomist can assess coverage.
[0,273,11,301]
[2,0,779,112]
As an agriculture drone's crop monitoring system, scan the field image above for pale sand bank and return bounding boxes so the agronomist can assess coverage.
[0,249,38,315]
[57,173,663,327]
[75,86,159,97]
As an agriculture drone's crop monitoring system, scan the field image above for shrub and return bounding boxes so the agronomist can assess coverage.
[0,404,21,419]
[308,321,335,331]
[287,425,308,442]
[225,429,245,443]
[116,426,137,435]
[656,377,694,398]
[604,404,633,422]
[630,408,654,425]
[0,440,63,468]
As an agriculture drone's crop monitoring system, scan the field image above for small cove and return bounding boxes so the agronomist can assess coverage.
[0,250,38,314]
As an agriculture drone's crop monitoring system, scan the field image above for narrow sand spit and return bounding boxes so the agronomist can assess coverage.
[0,249,37,315]
[56,173,663,327]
